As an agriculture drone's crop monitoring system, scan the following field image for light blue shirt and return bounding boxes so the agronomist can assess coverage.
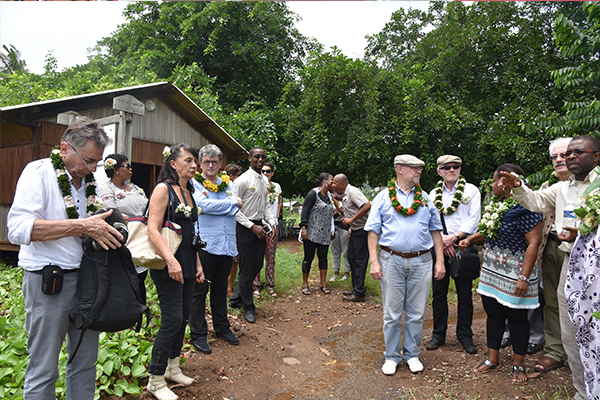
[191,177,240,257]
[364,182,442,253]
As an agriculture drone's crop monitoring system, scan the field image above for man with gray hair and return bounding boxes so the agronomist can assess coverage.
[8,116,122,399]
[529,137,572,373]
[190,144,242,353]
[365,155,445,375]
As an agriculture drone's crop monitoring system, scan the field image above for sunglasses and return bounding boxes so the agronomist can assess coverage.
[120,163,132,170]
[262,169,273,174]
[252,154,267,160]
[439,164,460,171]
[560,149,597,159]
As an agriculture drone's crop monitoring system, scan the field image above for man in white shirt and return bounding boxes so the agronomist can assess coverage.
[426,155,481,354]
[500,135,600,400]
[7,117,122,399]
[229,147,275,323]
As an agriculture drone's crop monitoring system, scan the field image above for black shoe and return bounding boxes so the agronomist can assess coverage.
[217,330,240,345]
[527,342,543,355]
[426,337,444,351]
[244,310,255,323]
[461,340,478,354]
[500,336,511,348]
[229,300,243,309]
[192,336,212,354]
[342,294,365,302]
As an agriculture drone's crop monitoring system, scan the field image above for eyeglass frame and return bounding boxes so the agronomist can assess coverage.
[262,169,273,174]
[252,154,267,160]
[68,143,104,169]
[201,160,220,166]
[560,149,597,159]
[119,163,132,170]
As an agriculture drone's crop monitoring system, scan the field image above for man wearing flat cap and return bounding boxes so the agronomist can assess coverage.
[426,155,481,354]
[365,155,445,375]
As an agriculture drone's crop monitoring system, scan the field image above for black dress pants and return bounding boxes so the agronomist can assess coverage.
[189,251,233,339]
[230,223,267,312]
[347,228,369,297]
[431,260,475,344]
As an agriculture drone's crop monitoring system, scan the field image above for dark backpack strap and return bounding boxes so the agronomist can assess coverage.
[67,328,87,364]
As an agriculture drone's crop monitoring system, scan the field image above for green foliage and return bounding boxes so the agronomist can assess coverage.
[0,44,28,74]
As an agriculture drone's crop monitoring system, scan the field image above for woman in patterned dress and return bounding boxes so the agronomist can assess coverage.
[458,164,542,384]
[300,173,335,295]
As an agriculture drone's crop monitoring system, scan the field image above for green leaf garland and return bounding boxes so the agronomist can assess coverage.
[432,176,466,215]
[388,179,423,216]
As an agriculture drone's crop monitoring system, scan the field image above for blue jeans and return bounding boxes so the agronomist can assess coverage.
[379,249,432,363]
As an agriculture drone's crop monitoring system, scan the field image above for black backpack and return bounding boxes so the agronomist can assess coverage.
[68,208,150,363]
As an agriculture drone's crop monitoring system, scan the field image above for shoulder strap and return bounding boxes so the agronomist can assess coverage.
[440,213,448,235]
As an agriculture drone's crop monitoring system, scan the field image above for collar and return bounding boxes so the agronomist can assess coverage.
[396,181,416,196]
[442,179,459,193]
[568,167,599,186]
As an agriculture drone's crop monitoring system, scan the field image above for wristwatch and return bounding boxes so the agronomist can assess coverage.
[454,232,460,240]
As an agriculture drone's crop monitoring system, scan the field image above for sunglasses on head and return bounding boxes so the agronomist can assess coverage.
[252,154,267,160]
[440,164,460,171]
[262,169,273,174]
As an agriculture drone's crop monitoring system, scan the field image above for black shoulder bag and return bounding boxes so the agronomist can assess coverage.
[440,215,481,280]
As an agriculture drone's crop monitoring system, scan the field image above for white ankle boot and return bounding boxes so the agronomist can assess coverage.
[147,374,178,400]
[165,357,195,386]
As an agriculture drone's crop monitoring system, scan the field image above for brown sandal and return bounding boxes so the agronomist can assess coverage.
[533,356,564,373]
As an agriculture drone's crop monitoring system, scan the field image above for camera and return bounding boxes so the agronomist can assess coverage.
[192,234,207,251]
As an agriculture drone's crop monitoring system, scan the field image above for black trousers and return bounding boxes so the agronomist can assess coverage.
[482,295,529,355]
[347,228,369,297]
[431,260,475,343]
[302,239,329,273]
[189,251,233,339]
[148,277,195,375]
[230,223,267,312]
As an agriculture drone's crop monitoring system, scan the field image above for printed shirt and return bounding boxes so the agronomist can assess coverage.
[7,158,89,271]
[191,177,239,257]
[364,182,442,253]
[429,180,481,235]
[234,168,275,228]
[98,181,148,217]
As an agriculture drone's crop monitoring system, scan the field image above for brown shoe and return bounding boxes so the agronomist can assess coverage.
[342,290,354,296]
[343,294,365,302]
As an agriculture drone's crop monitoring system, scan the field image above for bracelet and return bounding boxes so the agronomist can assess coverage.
[518,275,530,283]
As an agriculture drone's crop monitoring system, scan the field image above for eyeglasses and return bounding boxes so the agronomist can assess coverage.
[439,164,460,171]
[68,143,104,169]
[550,154,561,161]
[403,165,423,171]
[120,163,132,170]
[262,169,273,174]
[560,149,597,159]
[201,160,220,166]
[252,154,267,160]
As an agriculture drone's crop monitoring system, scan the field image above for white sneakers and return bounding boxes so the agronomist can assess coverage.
[407,357,424,373]
[340,274,349,281]
[329,274,339,281]
[381,360,398,375]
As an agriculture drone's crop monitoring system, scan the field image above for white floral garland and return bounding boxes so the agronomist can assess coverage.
[51,147,102,219]
[433,176,469,215]
[479,196,517,240]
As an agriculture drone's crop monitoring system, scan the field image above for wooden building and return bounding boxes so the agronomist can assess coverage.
[0,81,247,251]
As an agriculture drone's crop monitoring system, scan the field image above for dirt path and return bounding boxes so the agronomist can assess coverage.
[127,238,576,399]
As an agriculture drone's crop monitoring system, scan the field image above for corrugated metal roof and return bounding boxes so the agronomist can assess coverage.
[1,81,247,157]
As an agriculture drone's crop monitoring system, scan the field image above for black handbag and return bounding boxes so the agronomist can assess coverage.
[441,215,481,280]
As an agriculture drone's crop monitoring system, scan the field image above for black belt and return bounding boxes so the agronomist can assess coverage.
[29,268,78,275]
[380,246,431,258]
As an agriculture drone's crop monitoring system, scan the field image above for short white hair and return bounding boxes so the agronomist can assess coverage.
[549,137,572,156]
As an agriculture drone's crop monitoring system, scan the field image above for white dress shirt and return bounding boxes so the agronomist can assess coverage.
[234,168,275,229]
[7,158,89,271]
[429,180,481,236]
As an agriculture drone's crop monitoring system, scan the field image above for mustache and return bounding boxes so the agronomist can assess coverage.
[554,161,566,168]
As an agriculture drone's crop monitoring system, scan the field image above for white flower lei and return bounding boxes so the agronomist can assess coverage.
[175,203,192,218]
[433,176,466,216]
[478,195,516,240]
[51,147,102,219]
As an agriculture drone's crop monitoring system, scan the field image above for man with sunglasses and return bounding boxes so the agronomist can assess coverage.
[501,135,600,400]
[229,147,276,323]
[7,117,123,399]
[426,155,481,355]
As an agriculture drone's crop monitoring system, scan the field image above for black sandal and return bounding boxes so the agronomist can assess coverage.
[512,365,527,384]
[320,286,331,294]
[302,287,311,295]
[473,359,502,373]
